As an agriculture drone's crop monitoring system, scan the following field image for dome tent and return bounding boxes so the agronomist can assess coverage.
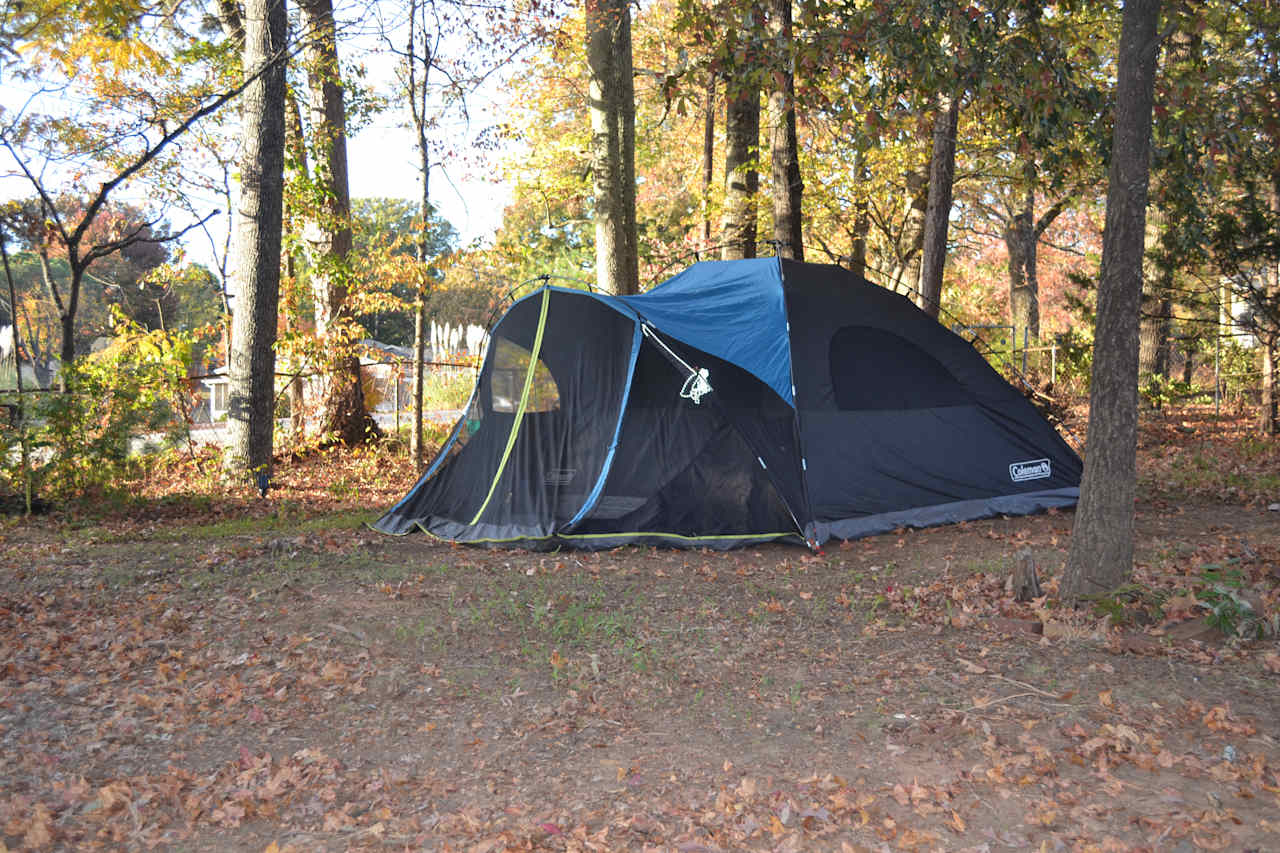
[374,258,1081,549]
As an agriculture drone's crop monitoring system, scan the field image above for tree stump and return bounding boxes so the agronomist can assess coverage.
[1012,547,1041,602]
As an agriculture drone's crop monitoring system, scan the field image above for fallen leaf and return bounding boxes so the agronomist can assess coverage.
[22,804,54,849]
[957,656,987,674]
[321,660,348,682]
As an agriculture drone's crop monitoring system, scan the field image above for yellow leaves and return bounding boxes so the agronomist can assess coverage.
[72,35,170,82]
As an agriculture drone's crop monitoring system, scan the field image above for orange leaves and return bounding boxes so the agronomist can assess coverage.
[320,659,348,683]
[1200,703,1258,737]
[94,781,133,815]
[3,802,57,849]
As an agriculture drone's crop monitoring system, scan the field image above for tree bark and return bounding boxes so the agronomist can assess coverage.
[1138,232,1174,380]
[917,92,960,318]
[767,0,803,261]
[1261,179,1279,435]
[721,70,759,260]
[284,88,308,440]
[1006,185,1040,342]
[586,0,639,295]
[1263,332,1278,435]
[407,10,432,470]
[224,0,287,476]
[849,150,869,278]
[299,0,371,445]
[1062,0,1161,602]
[701,72,716,251]
[892,168,929,294]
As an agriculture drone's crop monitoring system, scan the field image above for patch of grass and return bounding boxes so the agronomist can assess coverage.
[1086,583,1167,627]
[178,508,379,539]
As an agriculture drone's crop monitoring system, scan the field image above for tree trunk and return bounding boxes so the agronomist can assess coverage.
[1261,179,1279,435]
[701,72,716,251]
[1006,190,1040,342]
[224,0,287,476]
[892,168,928,295]
[1138,203,1168,379]
[1154,291,1174,377]
[586,0,639,295]
[284,89,308,440]
[767,0,803,261]
[1263,333,1278,435]
[849,151,869,279]
[721,71,759,260]
[1062,0,1161,602]
[39,240,82,386]
[405,0,434,469]
[299,0,371,446]
[917,92,960,318]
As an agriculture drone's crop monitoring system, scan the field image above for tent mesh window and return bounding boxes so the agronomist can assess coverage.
[491,337,560,413]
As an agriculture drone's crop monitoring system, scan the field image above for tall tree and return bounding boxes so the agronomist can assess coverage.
[721,70,760,260]
[1000,174,1071,343]
[991,4,1106,345]
[298,0,372,444]
[701,71,718,251]
[917,92,959,318]
[1062,0,1162,601]
[224,0,288,476]
[587,0,640,295]
[396,0,439,467]
[767,0,802,260]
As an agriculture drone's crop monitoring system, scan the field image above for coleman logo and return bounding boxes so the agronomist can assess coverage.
[1009,459,1051,482]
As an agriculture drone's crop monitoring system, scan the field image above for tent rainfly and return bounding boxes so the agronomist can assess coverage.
[375,258,1082,549]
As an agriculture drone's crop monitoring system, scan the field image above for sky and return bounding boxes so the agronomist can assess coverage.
[344,36,513,250]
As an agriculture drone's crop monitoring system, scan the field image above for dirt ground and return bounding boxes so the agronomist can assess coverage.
[1,488,1278,851]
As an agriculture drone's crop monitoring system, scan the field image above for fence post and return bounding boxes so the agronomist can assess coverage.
[1214,332,1221,417]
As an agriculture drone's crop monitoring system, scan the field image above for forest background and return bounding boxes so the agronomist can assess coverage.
[0,0,1278,584]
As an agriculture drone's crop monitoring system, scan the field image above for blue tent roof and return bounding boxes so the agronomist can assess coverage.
[617,257,794,406]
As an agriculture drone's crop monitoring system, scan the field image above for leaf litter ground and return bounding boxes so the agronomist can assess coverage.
[1,409,1278,852]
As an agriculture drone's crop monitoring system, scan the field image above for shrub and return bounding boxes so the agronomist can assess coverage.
[1,318,198,502]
